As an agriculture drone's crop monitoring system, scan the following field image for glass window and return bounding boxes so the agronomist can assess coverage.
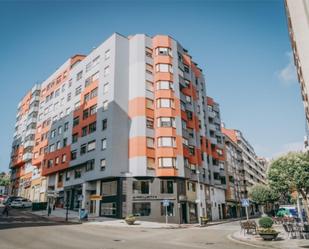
[146,117,154,129]
[157,80,174,90]
[71,150,77,160]
[103,101,108,111]
[157,137,176,147]
[159,157,176,168]
[157,98,174,108]
[133,203,151,216]
[161,180,174,194]
[87,140,96,152]
[101,138,107,150]
[100,158,106,171]
[75,85,82,96]
[146,98,154,109]
[74,168,81,178]
[155,47,172,56]
[80,144,87,155]
[105,50,110,60]
[147,157,155,169]
[103,82,109,94]
[100,202,116,216]
[133,181,150,194]
[104,66,110,76]
[86,159,95,171]
[146,81,153,92]
[160,202,174,216]
[89,122,96,133]
[102,119,107,130]
[90,104,97,115]
[146,137,154,148]
[101,181,117,196]
[156,63,172,73]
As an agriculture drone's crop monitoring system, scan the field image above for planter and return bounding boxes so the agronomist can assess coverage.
[200,217,208,227]
[125,216,136,225]
[258,232,279,241]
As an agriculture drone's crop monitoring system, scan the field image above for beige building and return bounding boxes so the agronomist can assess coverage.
[285,0,309,146]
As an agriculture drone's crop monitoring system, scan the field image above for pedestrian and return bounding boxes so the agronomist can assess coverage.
[2,203,9,217]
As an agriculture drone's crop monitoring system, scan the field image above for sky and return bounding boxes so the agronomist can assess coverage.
[0,0,305,173]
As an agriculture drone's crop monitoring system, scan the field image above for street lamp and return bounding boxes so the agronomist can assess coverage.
[196,169,203,226]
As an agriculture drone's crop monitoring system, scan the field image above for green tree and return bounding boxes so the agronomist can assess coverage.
[268,152,309,218]
[0,172,10,186]
[249,184,279,214]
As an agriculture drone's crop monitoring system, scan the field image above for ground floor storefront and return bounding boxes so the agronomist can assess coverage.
[62,177,227,223]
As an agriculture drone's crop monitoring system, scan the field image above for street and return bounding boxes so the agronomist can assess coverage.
[0,208,258,249]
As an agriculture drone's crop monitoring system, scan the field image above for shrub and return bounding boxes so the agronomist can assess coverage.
[259,217,273,228]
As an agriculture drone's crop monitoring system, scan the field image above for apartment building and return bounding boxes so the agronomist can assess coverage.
[285,0,309,147]
[222,127,267,217]
[9,33,227,223]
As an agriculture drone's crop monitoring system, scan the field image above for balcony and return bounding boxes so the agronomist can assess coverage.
[24,140,35,148]
[208,110,215,118]
[26,117,37,126]
[22,152,32,162]
[25,128,36,137]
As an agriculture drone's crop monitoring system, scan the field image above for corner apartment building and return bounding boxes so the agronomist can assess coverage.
[285,0,309,147]
[222,127,267,218]
[9,33,227,223]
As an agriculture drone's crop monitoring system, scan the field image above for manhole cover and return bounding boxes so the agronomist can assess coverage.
[113,239,124,242]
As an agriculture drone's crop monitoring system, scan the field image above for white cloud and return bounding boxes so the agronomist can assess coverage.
[278,52,298,85]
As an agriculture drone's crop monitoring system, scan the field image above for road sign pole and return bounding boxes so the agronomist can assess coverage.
[166,205,168,224]
[245,206,249,221]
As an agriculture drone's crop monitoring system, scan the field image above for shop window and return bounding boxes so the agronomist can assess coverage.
[101,181,117,196]
[160,202,174,216]
[133,180,150,194]
[101,202,116,216]
[133,202,151,216]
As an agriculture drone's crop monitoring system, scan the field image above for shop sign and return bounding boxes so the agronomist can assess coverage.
[90,195,103,201]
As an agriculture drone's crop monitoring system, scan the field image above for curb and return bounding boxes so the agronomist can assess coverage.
[227,233,269,249]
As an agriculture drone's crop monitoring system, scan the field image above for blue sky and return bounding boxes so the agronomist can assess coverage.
[0,0,305,172]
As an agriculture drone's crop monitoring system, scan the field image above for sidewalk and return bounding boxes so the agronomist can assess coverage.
[30,208,81,223]
[231,224,309,249]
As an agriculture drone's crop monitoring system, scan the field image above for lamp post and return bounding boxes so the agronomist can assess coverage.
[196,169,202,226]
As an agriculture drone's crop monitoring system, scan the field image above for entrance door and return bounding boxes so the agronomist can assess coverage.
[90,200,96,214]
[181,203,187,224]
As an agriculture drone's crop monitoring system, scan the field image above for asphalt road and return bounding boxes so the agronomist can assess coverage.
[0,208,259,249]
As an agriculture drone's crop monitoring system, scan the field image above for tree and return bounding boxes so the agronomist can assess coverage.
[268,152,309,218]
[249,184,279,214]
[0,172,10,187]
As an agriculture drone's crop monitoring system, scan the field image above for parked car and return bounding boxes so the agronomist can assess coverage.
[10,198,32,208]
[4,196,21,205]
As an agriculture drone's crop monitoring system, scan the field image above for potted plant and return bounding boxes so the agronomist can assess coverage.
[257,216,279,241]
[125,215,136,225]
[200,216,208,226]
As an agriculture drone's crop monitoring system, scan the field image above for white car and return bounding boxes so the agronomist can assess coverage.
[10,198,32,208]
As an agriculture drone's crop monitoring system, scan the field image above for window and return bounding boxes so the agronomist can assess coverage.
[101,138,107,150]
[56,141,61,150]
[103,82,109,94]
[87,140,96,152]
[155,47,172,56]
[158,137,176,147]
[101,181,117,196]
[182,138,189,146]
[157,98,174,108]
[84,93,90,102]
[74,168,81,178]
[147,157,155,169]
[145,47,152,57]
[146,81,153,92]
[72,133,78,143]
[86,61,93,72]
[58,126,62,135]
[157,80,174,90]
[71,150,77,160]
[146,98,154,109]
[83,109,89,120]
[146,117,154,129]
[185,95,192,104]
[65,171,70,181]
[102,119,107,130]
[80,144,87,155]
[89,121,96,133]
[49,144,55,153]
[82,126,87,137]
[146,63,153,74]
[100,159,106,171]
[146,137,154,148]
[159,157,176,168]
[63,138,68,147]
[93,56,100,67]
[133,181,150,194]
[77,71,83,81]
[104,66,110,76]
[73,117,79,127]
[105,49,110,60]
[103,101,108,111]
[157,117,175,127]
[75,85,82,96]
[50,129,56,138]
[86,159,95,171]
[47,159,53,168]
[90,88,98,98]
[64,122,69,132]
[89,104,97,115]
[155,63,173,73]
[186,110,193,120]
[161,180,174,194]
[67,93,71,102]
[187,182,196,192]
[62,154,67,163]
[160,202,174,216]
[133,203,151,217]
[101,202,116,216]
[55,157,60,165]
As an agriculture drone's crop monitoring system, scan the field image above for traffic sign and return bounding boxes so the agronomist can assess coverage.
[241,199,250,207]
[163,199,170,207]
